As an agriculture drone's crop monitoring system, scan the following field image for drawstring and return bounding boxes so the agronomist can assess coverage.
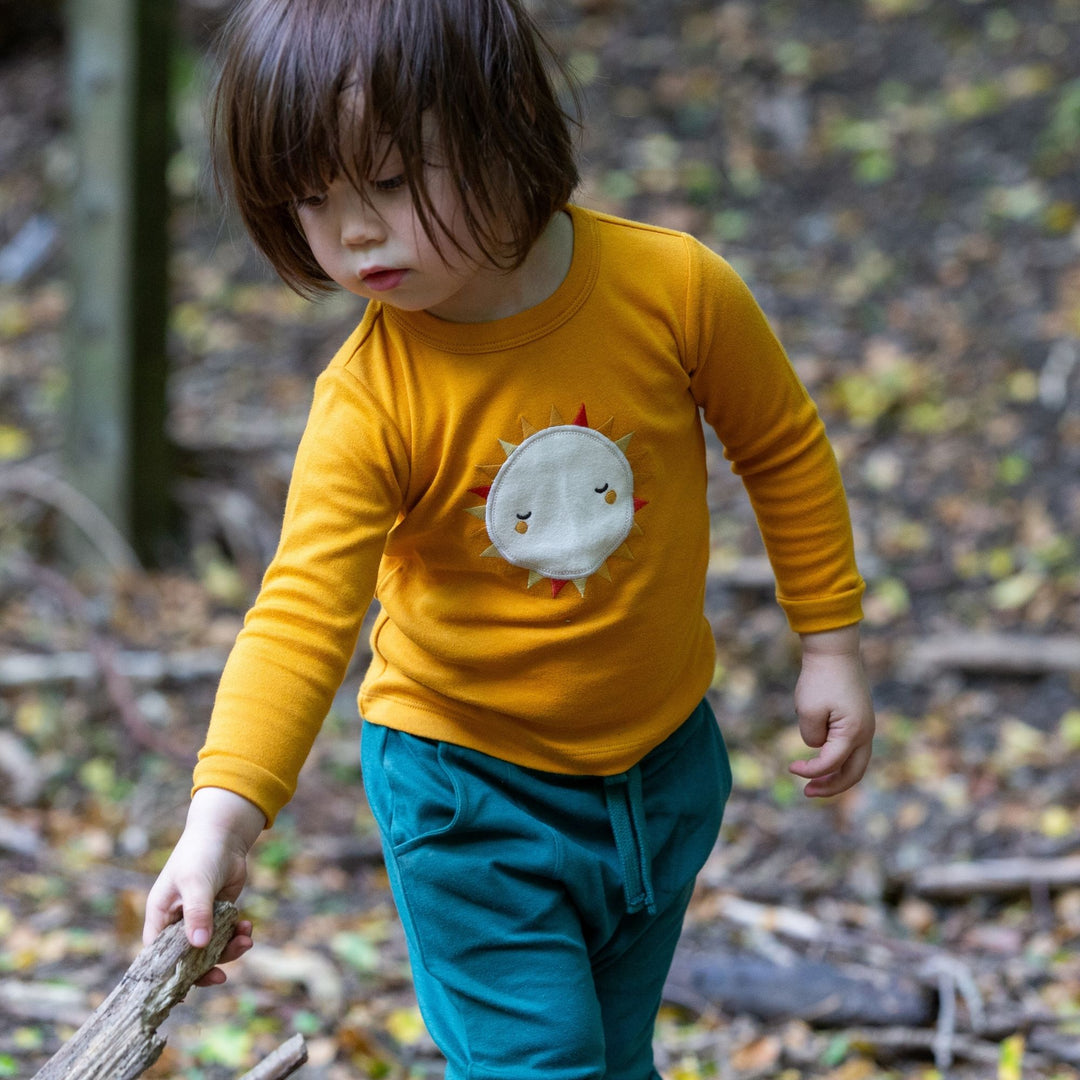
[603,768,656,915]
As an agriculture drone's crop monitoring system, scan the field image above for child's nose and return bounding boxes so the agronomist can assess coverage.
[340,196,385,247]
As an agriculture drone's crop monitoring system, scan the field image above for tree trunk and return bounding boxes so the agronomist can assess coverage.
[65,0,175,566]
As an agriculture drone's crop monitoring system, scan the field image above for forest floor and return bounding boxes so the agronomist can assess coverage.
[3,0,1080,1077]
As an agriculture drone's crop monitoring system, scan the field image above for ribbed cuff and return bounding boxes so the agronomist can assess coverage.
[776,580,866,635]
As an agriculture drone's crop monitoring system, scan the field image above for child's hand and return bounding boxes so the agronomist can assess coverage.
[788,625,875,798]
[143,787,265,985]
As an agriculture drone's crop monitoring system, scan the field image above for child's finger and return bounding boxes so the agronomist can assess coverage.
[788,733,850,779]
[192,921,254,987]
[796,740,871,797]
[142,886,181,947]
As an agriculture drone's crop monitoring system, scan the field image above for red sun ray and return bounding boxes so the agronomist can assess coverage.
[572,404,589,427]
[633,497,648,513]
[468,485,492,498]
[550,579,568,598]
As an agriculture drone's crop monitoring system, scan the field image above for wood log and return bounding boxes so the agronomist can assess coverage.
[905,855,1080,898]
[902,632,1080,679]
[236,1033,309,1080]
[31,902,239,1080]
[664,944,937,1028]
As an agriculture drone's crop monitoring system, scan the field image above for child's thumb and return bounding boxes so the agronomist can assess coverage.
[181,895,216,948]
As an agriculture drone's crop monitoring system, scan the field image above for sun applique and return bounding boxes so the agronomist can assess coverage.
[466,404,648,597]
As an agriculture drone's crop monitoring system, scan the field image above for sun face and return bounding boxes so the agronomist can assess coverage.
[466,405,647,597]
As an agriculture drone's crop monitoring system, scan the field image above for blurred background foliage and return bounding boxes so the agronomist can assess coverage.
[2,0,1080,1077]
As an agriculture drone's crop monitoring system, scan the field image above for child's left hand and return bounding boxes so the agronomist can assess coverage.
[788,625,875,798]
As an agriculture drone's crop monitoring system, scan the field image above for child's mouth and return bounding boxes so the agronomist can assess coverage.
[362,268,406,292]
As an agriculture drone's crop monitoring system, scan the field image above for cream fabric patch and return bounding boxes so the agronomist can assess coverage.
[467,405,647,597]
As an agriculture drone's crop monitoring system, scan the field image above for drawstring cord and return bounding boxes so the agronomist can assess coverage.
[603,768,656,915]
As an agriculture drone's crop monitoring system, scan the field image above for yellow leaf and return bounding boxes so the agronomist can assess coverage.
[1058,709,1080,751]
[0,425,30,461]
[991,570,1044,611]
[826,1058,877,1080]
[669,1057,704,1080]
[730,751,767,790]
[1040,806,1073,839]
[999,1033,1024,1080]
[385,1006,428,1047]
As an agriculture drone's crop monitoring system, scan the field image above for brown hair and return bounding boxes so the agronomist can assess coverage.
[211,0,580,295]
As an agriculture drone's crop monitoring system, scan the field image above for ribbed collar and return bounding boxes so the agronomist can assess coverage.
[382,204,599,354]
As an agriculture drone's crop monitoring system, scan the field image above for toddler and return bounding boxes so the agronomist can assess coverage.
[144,1,876,1077]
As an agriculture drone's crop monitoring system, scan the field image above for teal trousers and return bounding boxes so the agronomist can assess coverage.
[361,699,731,1080]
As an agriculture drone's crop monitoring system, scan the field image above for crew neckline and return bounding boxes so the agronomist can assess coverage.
[383,204,599,354]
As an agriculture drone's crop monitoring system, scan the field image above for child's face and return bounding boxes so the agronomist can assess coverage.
[293,134,498,322]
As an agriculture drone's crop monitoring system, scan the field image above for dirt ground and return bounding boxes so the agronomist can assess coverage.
[2,0,1080,1077]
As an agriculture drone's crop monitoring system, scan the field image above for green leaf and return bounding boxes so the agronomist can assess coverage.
[293,1010,323,1036]
[195,1024,254,1068]
[256,835,297,873]
[997,453,1031,486]
[821,1033,850,1066]
[331,930,381,973]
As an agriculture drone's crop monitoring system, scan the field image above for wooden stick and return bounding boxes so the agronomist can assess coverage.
[0,646,228,689]
[31,902,239,1080]
[236,1034,309,1080]
[906,855,1080,898]
[902,632,1080,679]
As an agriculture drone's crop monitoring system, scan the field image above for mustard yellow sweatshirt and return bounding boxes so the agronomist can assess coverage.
[194,206,864,823]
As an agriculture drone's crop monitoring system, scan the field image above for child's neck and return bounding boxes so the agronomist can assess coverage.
[431,209,574,324]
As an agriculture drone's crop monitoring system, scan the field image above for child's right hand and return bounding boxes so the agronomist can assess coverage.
[143,786,266,985]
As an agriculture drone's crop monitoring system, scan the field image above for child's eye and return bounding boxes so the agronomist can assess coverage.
[294,192,327,211]
[373,174,407,193]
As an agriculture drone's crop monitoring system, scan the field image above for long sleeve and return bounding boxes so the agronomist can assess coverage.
[684,241,865,632]
[192,365,408,823]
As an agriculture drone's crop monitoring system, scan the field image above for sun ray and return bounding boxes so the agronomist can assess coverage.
[549,406,566,427]
[572,578,588,596]
[527,570,545,588]
[465,505,487,520]
[476,463,503,478]
[481,544,500,558]
[596,417,615,438]
[499,439,518,457]
[615,433,633,452]
[520,416,539,438]
[595,563,612,581]
[614,543,635,561]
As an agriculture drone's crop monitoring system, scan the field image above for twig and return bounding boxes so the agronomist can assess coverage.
[11,560,192,762]
[0,462,141,573]
[843,1026,1051,1069]
[236,1033,309,1080]
[31,902,239,1080]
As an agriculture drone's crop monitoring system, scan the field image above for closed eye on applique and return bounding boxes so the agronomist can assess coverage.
[594,483,609,493]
